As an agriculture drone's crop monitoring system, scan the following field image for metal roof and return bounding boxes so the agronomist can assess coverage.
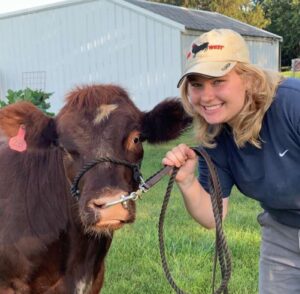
[125,0,282,40]
[0,0,281,41]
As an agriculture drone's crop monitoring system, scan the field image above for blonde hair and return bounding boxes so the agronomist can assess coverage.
[180,62,284,148]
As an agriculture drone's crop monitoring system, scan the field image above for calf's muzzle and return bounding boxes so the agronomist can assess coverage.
[87,191,135,230]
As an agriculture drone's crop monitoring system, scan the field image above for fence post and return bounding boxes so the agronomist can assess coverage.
[291,58,300,77]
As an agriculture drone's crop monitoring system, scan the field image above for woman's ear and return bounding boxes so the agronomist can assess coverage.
[243,72,253,92]
[245,82,252,93]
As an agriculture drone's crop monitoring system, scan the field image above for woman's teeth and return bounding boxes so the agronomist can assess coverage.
[204,104,222,110]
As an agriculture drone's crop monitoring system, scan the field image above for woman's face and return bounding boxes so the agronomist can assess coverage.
[187,69,247,125]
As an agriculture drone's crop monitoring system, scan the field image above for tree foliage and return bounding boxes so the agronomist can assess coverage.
[0,88,54,116]
[210,0,270,29]
[263,0,300,66]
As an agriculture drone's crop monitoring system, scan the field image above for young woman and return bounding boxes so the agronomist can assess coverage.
[162,28,300,294]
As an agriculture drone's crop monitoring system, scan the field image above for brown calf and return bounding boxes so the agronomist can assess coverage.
[0,84,191,293]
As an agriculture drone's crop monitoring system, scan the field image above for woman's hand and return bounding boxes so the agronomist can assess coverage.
[162,144,197,186]
[163,144,229,229]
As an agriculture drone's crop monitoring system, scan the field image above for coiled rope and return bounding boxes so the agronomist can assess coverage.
[158,146,231,294]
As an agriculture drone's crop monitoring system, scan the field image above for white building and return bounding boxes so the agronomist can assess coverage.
[0,0,282,113]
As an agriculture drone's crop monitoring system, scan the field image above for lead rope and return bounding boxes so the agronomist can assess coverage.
[158,147,231,294]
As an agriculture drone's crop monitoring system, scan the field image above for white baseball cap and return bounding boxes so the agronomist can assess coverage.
[177,29,250,87]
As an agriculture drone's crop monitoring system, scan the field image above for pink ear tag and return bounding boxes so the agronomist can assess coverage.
[8,125,27,152]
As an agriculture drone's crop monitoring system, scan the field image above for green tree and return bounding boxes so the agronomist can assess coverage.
[0,88,54,116]
[263,0,300,66]
[210,0,270,29]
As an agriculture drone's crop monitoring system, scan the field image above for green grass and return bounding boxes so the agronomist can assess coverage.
[281,71,300,78]
[102,131,261,294]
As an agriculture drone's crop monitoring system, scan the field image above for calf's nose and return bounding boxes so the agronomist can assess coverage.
[88,192,132,227]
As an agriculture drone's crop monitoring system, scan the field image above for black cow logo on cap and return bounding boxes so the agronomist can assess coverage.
[192,42,209,57]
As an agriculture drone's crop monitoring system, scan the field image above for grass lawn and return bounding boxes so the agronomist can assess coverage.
[102,130,262,294]
[281,71,300,78]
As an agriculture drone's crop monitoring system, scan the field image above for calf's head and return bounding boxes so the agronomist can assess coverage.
[56,85,191,235]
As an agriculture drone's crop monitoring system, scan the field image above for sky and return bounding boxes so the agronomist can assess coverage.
[0,0,65,14]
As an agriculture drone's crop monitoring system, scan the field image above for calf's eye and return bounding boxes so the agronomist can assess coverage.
[125,130,142,152]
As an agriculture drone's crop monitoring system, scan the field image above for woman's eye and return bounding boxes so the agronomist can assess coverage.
[191,82,202,88]
[213,79,224,85]
[133,137,140,144]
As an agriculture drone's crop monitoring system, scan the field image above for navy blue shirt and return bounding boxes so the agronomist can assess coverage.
[198,78,300,228]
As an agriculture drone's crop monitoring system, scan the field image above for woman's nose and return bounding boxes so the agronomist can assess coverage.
[200,84,215,101]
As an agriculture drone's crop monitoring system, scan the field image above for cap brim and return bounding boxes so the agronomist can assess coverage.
[177,61,237,88]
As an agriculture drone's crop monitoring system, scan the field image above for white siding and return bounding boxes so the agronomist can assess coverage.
[0,0,182,112]
[181,32,280,73]
[246,37,280,71]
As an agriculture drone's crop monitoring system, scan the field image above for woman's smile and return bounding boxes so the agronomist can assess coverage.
[200,102,226,124]
[202,103,224,111]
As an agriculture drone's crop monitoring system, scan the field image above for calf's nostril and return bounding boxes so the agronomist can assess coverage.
[89,199,106,210]
[87,191,130,212]
[93,202,104,209]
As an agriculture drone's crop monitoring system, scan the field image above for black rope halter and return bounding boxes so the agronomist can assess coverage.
[70,157,142,200]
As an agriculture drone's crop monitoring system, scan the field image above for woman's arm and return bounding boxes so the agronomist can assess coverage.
[162,144,228,229]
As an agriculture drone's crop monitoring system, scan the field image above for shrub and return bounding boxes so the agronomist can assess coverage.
[0,88,54,116]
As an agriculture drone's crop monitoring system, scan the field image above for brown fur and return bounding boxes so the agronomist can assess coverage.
[0,84,191,293]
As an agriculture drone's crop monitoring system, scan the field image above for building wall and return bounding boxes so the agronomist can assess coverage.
[181,32,280,72]
[246,37,280,71]
[0,0,182,112]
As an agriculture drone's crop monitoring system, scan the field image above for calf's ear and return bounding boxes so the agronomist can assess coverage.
[39,119,59,148]
[141,98,192,143]
[0,101,58,150]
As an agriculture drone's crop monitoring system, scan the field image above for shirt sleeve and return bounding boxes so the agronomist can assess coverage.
[198,146,234,198]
